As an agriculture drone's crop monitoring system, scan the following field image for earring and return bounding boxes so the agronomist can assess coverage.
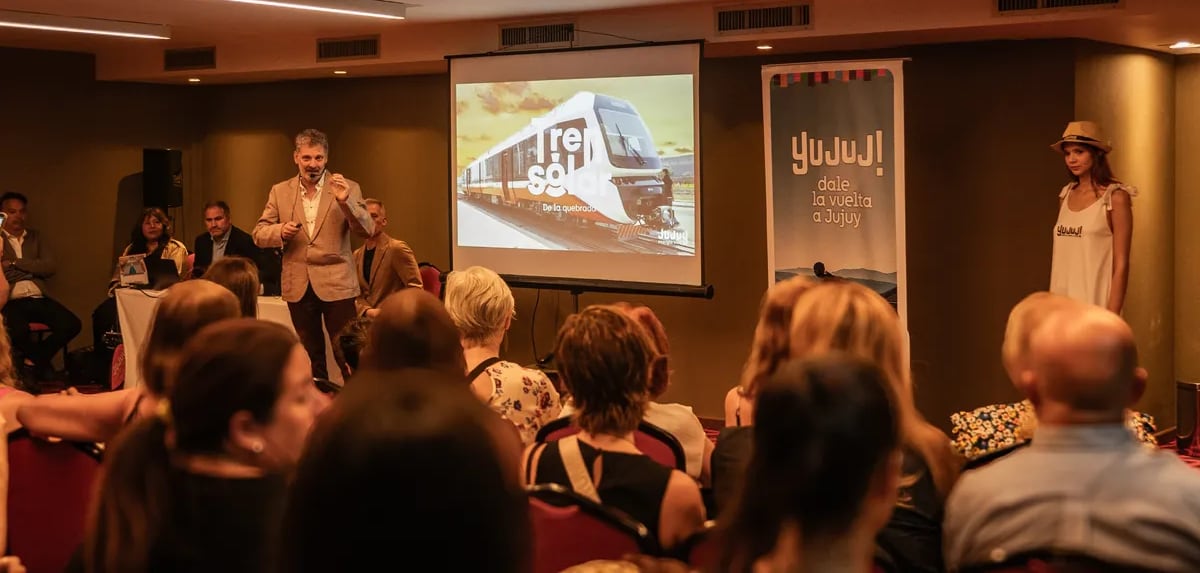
[251,441,264,454]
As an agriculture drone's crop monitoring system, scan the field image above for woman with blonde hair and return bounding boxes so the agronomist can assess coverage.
[723,277,814,427]
[711,277,815,514]
[0,316,34,561]
[0,317,34,433]
[788,280,960,572]
[444,266,560,444]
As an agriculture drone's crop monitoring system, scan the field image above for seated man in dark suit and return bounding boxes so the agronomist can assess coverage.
[192,201,276,291]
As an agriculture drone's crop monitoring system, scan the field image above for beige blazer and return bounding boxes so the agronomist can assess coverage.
[253,175,374,302]
[352,233,423,316]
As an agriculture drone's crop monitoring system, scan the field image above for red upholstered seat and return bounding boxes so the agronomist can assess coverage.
[684,520,719,569]
[6,429,103,573]
[418,262,443,299]
[111,343,126,390]
[528,484,656,573]
[28,322,50,333]
[535,418,687,472]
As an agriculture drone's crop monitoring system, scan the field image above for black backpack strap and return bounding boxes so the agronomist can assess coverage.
[466,356,503,384]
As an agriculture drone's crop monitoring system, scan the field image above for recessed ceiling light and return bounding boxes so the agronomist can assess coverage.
[187,77,201,83]
[756,43,773,51]
[333,70,348,75]
[1170,40,1200,50]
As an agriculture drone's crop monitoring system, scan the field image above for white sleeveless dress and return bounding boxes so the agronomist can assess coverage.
[1049,182,1137,307]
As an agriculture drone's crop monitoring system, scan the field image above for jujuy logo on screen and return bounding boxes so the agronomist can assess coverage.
[528,126,605,197]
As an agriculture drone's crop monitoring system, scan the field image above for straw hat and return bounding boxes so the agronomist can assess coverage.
[1050,121,1112,154]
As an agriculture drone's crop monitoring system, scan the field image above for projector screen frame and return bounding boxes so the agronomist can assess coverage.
[445,39,711,298]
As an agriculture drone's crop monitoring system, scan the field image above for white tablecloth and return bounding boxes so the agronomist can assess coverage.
[114,288,343,388]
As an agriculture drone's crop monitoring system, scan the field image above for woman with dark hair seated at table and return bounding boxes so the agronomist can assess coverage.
[79,319,320,573]
[90,207,192,375]
[523,305,706,551]
[280,368,528,573]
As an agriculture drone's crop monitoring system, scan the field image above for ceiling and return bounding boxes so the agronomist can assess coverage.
[0,0,1196,83]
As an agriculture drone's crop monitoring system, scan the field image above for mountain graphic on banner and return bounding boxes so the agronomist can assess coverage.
[774,266,897,305]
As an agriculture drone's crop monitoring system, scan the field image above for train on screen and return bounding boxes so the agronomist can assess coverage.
[458,91,681,234]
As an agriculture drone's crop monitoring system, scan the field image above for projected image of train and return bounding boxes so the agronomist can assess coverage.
[458,91,690,249]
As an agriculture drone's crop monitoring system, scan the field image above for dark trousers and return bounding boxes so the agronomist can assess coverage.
[287,285,356,380]
[2,296,82,366]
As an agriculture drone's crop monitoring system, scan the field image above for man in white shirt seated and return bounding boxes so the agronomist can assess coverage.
[0,192,82,384]
[943,303,1200,572]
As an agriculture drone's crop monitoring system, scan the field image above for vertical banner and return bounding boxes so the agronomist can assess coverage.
[762,60,908,329]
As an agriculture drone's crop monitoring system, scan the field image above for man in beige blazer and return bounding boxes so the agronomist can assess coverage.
[253,129,374,379]
[354,198,423,318]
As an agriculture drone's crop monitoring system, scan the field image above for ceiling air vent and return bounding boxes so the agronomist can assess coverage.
[997,0,1121,14]
[715,3,811,35]
[164,47,215,71]
[316,35,380,61]
[499,21,575,49]
[1043,0,1121,6]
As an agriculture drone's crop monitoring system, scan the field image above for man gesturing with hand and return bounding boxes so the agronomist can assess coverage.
[254,129,374,379]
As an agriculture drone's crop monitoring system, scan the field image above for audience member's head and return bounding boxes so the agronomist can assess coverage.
[359,289,466,377]
[281,369,529,573]
[0,191,28,235]
[364,198,388,238]
[720,354,901,572]
[1001,291,1079,385]
[555,305,659,436]
[1023,304,1145,425]
[739,277,815,400]
[789,280,960,498]
[202,200,232,239]
[130,207,172,253]
[443,266,515,349]
[202,256,261,318]
[86,319,318,573]
[612,302,672,398]
[142,280,241,397]
[333,316,372,379]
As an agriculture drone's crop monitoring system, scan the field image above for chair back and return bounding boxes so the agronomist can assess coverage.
[111,343,126,390]
[7,429,103,573]
[535,418,687,471]
[528,484,657,573]
[960,551,1148,573]
[683,520,719,567]
[417,262,443,299]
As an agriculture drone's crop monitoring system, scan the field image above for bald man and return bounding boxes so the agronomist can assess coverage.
[997,292,1082,440]
[945,305,1200,572]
